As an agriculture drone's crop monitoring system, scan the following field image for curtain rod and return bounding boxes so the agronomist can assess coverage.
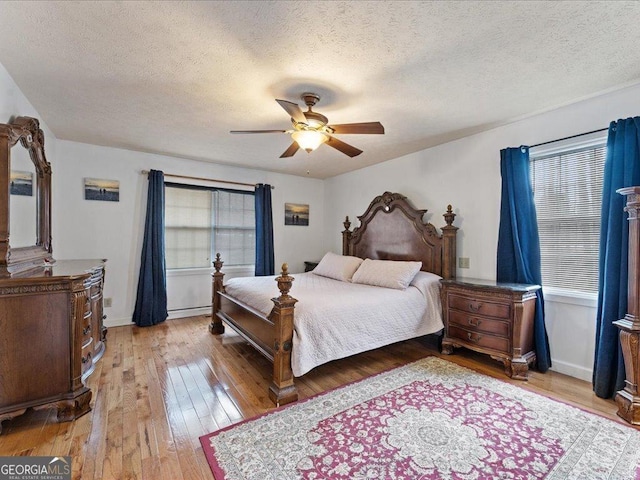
[140,170,274,189]
[529,127,608,149]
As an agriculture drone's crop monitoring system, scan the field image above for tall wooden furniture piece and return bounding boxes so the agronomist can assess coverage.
[614,186,640,424]
[0,117,107,433]
[441,278,540,380]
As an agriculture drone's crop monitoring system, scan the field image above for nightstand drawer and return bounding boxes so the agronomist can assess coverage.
[448,294,511,319]
[448,325,510,353]
[448,310,510,337]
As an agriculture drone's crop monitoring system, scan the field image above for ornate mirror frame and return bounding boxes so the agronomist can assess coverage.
[0,116,52,274]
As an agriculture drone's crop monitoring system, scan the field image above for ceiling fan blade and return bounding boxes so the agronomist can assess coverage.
[275,99,307,124]
[280,142,300,158]
[326,136,363,157]
[230,130,287,134]
[328,122,385,135]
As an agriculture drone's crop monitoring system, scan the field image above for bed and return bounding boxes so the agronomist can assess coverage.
[209,192,459,405]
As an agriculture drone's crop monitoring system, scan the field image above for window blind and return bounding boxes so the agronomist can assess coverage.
[165,187,212,269]
[212,190,255,266]
[165,186,255,269]
[530,145,606,294]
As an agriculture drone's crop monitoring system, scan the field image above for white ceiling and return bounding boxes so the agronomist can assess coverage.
[1,1,640,179]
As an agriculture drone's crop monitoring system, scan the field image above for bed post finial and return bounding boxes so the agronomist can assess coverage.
[342,216,352,255]
[276,263,295,298]
[444,205,456,227]
[210,253,226,334]
[441,206,459,280]
[213,252,223,272]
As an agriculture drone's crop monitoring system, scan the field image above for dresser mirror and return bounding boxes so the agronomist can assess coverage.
[0,116,52,274]
[9,138,37,247]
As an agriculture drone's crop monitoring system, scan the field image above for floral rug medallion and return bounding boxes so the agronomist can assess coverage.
[200,357,640,480]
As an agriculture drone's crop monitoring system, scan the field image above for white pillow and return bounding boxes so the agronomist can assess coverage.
[352,258,422,290]
[312,252,364,282]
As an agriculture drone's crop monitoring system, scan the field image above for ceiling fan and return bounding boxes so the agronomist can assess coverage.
[230,93,384,158]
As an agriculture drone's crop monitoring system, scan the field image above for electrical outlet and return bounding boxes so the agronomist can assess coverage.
[458,257,470,269]
[104,297,112,308]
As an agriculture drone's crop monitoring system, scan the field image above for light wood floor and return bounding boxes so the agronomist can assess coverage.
[0,315,627,479]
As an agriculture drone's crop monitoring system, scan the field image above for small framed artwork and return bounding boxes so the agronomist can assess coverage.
[10,170,33,196]
[84,178,120,202]
[285,203,309,226]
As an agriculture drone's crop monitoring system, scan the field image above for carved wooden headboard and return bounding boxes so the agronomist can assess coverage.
[342,192,458,279]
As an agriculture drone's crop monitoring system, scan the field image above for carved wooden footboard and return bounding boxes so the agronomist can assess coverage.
[210,192,458,406]
[210,254,299,405]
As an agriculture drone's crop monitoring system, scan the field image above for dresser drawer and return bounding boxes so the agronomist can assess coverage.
[81,340,93,375]
[448,294,511,319]
[448,310,510,337]
[81,321,92,344]
[448,325,510,354]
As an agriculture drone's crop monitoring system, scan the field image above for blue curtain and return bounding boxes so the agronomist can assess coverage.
[255,184,274,276]
[497,146,551,372]
[132,170,168,327]
[593,117,640,398]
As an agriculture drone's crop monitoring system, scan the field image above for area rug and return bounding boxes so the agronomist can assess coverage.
[200,357,640,479]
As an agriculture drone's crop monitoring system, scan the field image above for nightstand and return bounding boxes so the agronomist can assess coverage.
[440,278,540,380]
[304,261,319,272]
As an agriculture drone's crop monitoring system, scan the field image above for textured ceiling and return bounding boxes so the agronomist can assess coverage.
[1,1,640,179]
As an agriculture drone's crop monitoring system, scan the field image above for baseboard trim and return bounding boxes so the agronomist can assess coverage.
[167,307,210,319]
[104,316,132,328]
[103,307,210,328]
[550,358,592,382]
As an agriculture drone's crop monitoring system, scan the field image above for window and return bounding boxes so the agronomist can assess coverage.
[529,137,606,294]
[164,185,255,269]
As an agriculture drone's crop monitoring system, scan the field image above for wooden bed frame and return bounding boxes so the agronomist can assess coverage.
[209,192,458,405]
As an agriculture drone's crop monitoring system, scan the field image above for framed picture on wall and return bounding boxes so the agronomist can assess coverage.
[10,170,33,196]
[284,203,309,226]
[84,178,120,202]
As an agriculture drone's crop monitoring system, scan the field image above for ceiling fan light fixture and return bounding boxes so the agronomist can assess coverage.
[291,130,328,152]
[233,93,384,158]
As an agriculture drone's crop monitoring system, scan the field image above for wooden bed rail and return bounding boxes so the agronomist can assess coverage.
[210,255,299,405]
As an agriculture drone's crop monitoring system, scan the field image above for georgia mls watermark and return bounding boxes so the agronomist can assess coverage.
[0,457,71,480]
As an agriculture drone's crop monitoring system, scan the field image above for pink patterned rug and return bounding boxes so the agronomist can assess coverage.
[200,357,640,479]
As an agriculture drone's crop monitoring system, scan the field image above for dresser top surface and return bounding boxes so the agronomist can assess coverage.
[1,259,106,282]
[441,277,541,293]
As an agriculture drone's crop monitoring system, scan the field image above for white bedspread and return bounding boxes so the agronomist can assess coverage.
[223,271,443,376]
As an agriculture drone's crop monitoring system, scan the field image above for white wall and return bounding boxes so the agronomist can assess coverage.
[0,63,57,146]
[53,141,325,326]
[0,62,59,256]
[324,82,640,381]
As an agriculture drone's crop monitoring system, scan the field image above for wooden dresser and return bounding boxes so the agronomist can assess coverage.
[0,116,107,432]
[440,278,540,380]
[0,260,107,432]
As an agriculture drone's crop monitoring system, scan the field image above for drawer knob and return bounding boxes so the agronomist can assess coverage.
[82,325,92,336]
[467,332,481,343]
[82,353,91,364]
[469,301,482,312]
[468,317,481,327]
